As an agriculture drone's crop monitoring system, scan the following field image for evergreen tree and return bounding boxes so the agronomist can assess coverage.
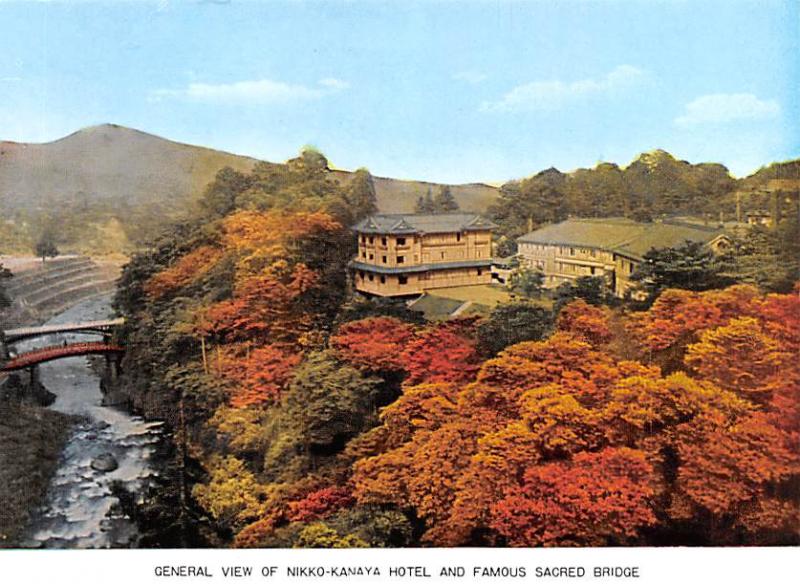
[631,241,734,303]
[199,167,253,219]
[347,168,378,221]
[476,301,553,356]
[414,188,436,213]
[34,227,59,263]
[554,276,615,311]
[433,185,459,212]
[509,267,545,298]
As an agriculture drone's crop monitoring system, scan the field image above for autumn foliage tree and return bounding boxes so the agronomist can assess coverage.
[490,447,657,546]
[400,322,480,386]
[217,344,302,408]
[555,299,613,346]
[144,245,224,300]
[330,316,415,375]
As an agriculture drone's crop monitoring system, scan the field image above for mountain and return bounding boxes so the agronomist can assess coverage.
[0,124,500,254]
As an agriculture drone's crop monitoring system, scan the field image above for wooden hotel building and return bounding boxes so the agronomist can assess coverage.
[351,213,496,297]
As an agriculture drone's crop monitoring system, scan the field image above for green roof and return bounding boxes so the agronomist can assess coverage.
[354,213,497,235]
[518,218,728,260]
[407,295,465,320]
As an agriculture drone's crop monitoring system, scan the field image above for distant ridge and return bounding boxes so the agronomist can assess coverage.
[1,124,795,255]
[0,124,501,253]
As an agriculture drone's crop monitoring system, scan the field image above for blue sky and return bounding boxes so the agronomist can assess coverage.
[0,0,797,183]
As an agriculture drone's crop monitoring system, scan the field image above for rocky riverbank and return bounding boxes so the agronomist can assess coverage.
[0,397,75,546]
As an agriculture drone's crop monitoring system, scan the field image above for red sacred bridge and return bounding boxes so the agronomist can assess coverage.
[0,341,124,372]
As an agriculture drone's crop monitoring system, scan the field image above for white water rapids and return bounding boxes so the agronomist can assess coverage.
[16,295,161,548]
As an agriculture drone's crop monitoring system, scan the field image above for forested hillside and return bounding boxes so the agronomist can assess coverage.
[488,151,800,255]
[112,148,800,547]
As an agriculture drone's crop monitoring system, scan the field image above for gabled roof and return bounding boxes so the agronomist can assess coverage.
[353,213,497,235]
[518,218,729,261]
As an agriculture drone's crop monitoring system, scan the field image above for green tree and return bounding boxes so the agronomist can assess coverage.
[415,188,436,213]
[199,167,253,218]
[263,351,382,477]
[34,228,59,263]
[433,185,459,212]
[294,523,368,548]
[508,267,545,298]
[725,226,792,292]
[631,241,734,302]
[476,301,553,356]
[347,168,378,221]
[488,168,568,245]
[554,276,615,311]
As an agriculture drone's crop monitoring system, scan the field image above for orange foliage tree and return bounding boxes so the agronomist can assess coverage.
[217,344,302,408]
[286,486,355,523]
[685,317,790,404]
[489,447,657,546]
[555,299,613,346]
[330,316,416,374]
[400,323,480,386]
[143,245,224,300]
[674,411,800,537]
[197,260,320,344]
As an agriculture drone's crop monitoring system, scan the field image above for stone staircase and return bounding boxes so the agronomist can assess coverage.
[0,256,121,328]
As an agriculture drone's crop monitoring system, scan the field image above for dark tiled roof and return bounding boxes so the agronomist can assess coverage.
[518,218,729,261]
[349,259,492,275]
[492,255,518,268]
[354,213,497,234]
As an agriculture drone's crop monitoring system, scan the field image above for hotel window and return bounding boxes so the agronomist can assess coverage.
[362,251,366,258]
[369,253,374,260]
[570,247,575,256]
[397,237,406,245]
[440,252,445,259]
[590,267,596,275]
[477,251,481,258]
[382,255,387,263]
[398,275,408,285]
[381,237,387,246]
[368,274,374,281]
[477,268,483,276]
[590,249,596,258]
[361,235,366,243]
[380,275,386,284]
[397,256,405,264]
[456,233,462,242]
[368,236,374,244]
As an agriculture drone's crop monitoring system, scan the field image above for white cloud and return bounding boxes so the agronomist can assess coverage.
[481,65,647,113]
[149,77,349,105]
[453,71,488,84]
[318,77,350,91]
[674,93,780,127]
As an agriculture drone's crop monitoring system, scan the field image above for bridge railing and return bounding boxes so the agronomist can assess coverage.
[0,341,124,372]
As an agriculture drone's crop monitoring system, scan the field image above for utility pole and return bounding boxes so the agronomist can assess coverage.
[200,337,209,374]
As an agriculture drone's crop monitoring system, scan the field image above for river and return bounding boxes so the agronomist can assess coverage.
[17,294,162,548]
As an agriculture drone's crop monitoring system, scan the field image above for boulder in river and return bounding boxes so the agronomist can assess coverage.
[91,453,119,472]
